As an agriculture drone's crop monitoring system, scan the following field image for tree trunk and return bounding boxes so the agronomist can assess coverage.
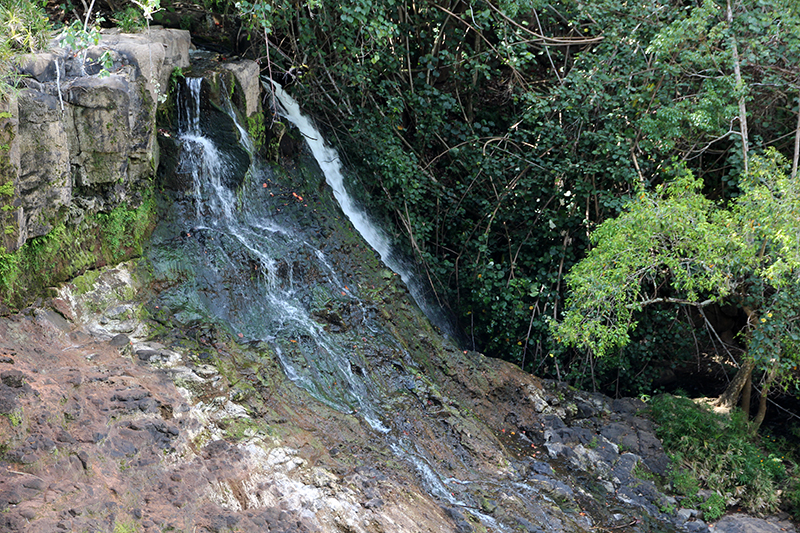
[714,357,756,411]
[751,366,778,433]
[741,369,751,417]
[726,0,749,175]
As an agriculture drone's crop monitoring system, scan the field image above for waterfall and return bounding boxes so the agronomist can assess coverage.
[149,77,559,532]
[151,77,391,432]
[268,80,460,343]
[178,77,202,135]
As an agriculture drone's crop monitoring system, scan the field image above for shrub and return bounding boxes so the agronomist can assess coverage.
[701,493,726,521]
[649,394,795,515]
[0,0,52,94]
[113,7,146,33]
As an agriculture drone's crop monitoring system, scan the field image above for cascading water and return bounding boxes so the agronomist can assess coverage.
[153,77,391,431]
[149,76,583,533]
[268,80,461,343]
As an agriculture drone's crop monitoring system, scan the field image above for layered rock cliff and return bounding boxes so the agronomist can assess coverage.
[0,29,261,310]
[6,29,191,249]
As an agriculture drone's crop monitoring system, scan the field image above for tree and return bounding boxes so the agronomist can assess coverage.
[553,149,800,430]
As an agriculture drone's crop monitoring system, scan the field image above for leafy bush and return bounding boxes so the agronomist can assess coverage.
[113,7,146,33]
[650,394,798,515]
[244,0,800,397]
[701,493,727,521]
[0,0,51,54]
[0,0,52,94]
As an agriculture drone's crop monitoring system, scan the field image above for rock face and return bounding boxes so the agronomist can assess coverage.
[4,29,193,250]
[0,264,795,533]
[714,514,797,533]
[0,266,463,532]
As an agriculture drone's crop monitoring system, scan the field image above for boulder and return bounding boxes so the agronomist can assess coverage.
[714,514,796,533]
[220,60,261,119]
[14,51,66,84]
[67,75,132,186]
[7,29,193,252]
[100,28,191,105]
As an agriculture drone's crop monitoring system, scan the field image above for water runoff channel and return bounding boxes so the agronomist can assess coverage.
[149,75,566,531]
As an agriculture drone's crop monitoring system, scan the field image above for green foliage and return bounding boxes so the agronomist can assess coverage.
[555,167,732,357]
[0,195,157,309]
[0,112,17,247]
[60,18,102,54]
[667,464,699,498]
[130,0,162,22]
[700,492,727,521]
[6,406,23,427]
[0,0,51,94]
[0,0,51,53]
[237,0,800,393]
[650,394,797,515]
[60,8,118,78]
[113,7,146,33]
[555,150,800,390]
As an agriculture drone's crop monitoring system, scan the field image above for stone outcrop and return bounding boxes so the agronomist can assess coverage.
[3,29,193,250]
[0,264,795,533]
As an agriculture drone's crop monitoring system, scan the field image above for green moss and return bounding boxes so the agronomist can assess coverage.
[6,406,22,427]
[0,193,157,311]
[73,269,102,296]
[112,518,140,533]
[247,112,266,150]
[219,417,269,441]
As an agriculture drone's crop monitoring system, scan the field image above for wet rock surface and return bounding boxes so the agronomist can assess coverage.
[0,265,793,533]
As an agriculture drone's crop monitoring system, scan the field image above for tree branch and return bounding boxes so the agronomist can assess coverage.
[726,0,749,175]
[483,1,604,46]
[793,92,800,179]
[631,297,715,309]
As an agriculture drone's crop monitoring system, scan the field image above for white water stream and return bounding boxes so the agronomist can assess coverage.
[266,80,515,532]
[268,80,458,340]
[168,77,390,432]
[156,78,555,532]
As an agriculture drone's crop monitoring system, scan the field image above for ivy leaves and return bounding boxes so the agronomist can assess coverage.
[230,0,800,391]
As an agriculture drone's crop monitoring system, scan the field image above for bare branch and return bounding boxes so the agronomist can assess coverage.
[631,297,715,309]
[483,1,604,46]
[726,0,750,174]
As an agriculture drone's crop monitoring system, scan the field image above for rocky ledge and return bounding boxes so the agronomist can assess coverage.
[3,29,192,251]
[0,263,794,533]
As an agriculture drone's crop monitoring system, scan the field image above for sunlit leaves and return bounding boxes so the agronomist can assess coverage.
[556,150,800,384]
